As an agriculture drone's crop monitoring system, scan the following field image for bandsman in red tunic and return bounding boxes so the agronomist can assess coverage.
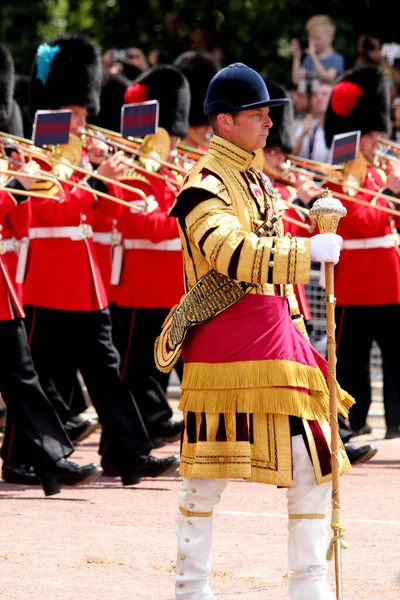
[7,33,179,487]
[0,108,102,496]
[100,66,191,457]
[323,64,400,439]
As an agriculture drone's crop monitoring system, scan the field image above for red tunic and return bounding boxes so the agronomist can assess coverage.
[23,174,123,311]
[115,169,184,309]
[323,165,400,306]
[0,191,28,320]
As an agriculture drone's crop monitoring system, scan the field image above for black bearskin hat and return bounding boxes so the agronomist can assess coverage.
[324,64,391,147]
[264,80,294,154]
[29,33,102,119]
[0,43,24,136]
[125,65,190,138]
[91,72,131,133]
[173,51,220,126]
[14,73,33,138]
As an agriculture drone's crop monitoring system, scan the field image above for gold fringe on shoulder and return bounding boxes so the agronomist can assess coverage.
[178,360,354,420]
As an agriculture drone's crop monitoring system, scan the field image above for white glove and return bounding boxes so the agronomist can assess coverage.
[310,232,343,265]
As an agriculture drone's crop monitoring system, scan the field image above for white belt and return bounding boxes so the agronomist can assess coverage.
[29,225,93,240]
[342,233,400,250]
[93,231,122,245]
[123,238,181,251]
[0,238,19,254]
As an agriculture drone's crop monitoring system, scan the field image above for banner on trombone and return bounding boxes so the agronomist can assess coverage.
[329,130,360,165]
[32,109,72,146]
[121,100,159,138]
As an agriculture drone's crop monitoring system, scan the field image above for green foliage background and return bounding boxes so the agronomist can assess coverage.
[1,0,398,88]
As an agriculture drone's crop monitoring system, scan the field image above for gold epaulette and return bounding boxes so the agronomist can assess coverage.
[286,185,298,199]
[118,168,151,186]
[179,169,231,205]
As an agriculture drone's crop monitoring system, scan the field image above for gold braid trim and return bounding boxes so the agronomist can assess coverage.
[288,236,298,284]
[179,507,213,518]
[289,514,326,520]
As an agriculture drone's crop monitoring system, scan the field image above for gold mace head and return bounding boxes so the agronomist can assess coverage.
[309,188,347,234]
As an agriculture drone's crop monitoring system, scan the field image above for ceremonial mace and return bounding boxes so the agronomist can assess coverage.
[309,189,347,600]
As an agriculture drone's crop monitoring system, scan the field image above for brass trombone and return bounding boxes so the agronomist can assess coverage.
[0,166,64,201]
[286,154,345,180]
[373,144,400,170]
[83,124,188,181]
[376,136,400,155]
[282,157,400,217]
[0,132,149,212]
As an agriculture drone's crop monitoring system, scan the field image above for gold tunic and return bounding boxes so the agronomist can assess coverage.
[170,135,353,486]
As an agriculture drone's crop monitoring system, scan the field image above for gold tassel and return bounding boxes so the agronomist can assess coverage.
[179,360,354,420]
[326,508,349,561]
[179,387,328,420]
[182,359,328,390]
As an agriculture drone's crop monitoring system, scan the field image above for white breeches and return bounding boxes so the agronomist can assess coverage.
[175,434,334,600]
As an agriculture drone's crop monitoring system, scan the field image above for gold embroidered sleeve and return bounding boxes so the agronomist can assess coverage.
[186,197,311,285]
[272,236,310,284]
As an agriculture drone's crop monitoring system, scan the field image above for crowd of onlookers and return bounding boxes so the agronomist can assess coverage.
[95,13,400,165]
[289,15,400,161]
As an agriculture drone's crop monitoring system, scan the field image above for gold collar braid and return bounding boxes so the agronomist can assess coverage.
[208,135,256,172]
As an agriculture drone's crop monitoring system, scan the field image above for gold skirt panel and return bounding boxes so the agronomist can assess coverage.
[179,411,351,487]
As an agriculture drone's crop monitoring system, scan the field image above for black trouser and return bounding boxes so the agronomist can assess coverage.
[338,414,352,443]
[336,304,400,432]
[382,363,400,428]
[23,306,152,463]
[0,318,73,469]
[52,369,89,418]
[24,310,89,423]
[109,305,175,428]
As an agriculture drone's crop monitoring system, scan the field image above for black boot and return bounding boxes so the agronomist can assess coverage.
[344,443,378,465]
[39,459,103,497]
[148,419,183,448]
[64,416,99,444]
[102,454,180,486]
[2,463,40,485]
[385,426,400,439]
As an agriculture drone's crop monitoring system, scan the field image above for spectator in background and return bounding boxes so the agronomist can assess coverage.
[288,87,310,122]
[291,14,344,98]
[390,59,400,141]
[101,47,149,81]
[354,33,393,84]
[187,18,224,67]
[90,47,150,133]
[293,82,332,162]
[391,58,400,98]
[355,34,383,68]
[392,96,400,142]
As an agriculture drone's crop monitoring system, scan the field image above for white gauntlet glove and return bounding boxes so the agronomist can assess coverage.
[310,232,343,265]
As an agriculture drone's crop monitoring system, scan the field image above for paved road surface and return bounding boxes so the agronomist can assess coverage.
[0,407,399,600]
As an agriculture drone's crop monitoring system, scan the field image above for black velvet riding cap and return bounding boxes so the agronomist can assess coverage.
[204,63,289,115]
